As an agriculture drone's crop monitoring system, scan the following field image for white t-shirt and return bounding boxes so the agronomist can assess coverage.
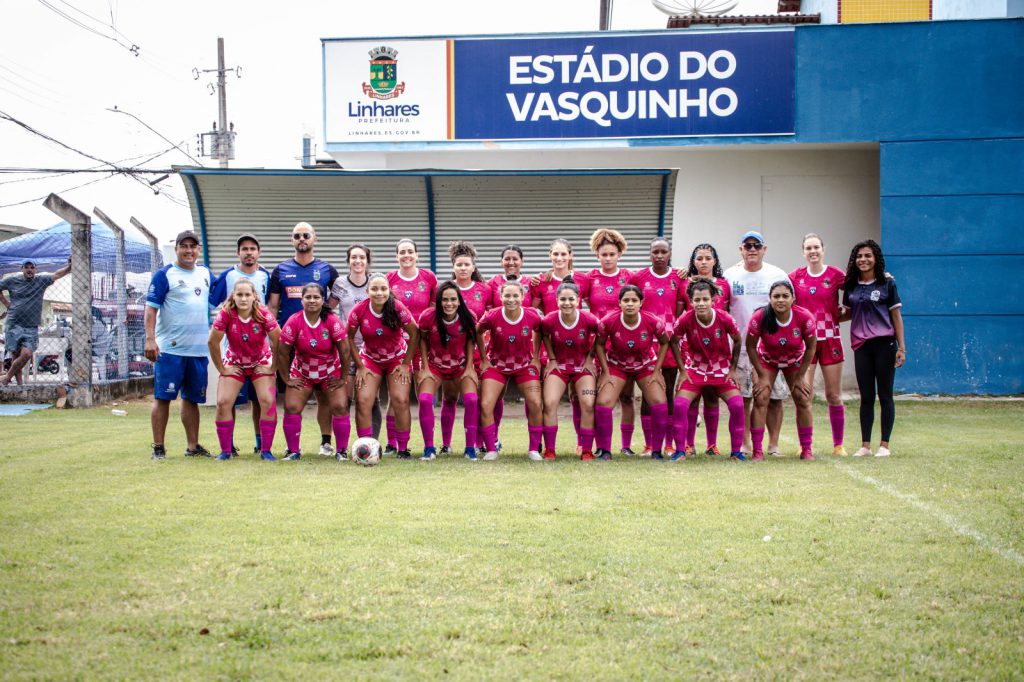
[723,262,791,340]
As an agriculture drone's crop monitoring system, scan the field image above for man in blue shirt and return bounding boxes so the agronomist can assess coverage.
[209,233,271,454]
[268,222,340,457]
[145,230,213,460]
[1,258,71,385]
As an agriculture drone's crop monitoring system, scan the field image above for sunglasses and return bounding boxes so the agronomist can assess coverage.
[292,233,312,240]
[742,242,764,251]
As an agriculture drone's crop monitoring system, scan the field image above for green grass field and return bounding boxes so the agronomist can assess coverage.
[1,398,1022,680]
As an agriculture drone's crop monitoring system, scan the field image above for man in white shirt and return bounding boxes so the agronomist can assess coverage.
[724,231,792,456]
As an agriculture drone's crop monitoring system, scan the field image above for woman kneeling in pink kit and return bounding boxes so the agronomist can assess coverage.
[745,280,818,461]
[669,279,744,462]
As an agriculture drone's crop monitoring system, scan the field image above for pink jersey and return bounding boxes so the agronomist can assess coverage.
[387,269,437,319]
[456,281,491,320]
[682,276,732,313]
[585,268,632,319]
[630,267,685,326]
[747,305,817,368]
[212,306,278,366]
[789,265,845,341]
[488,274,533,308]
[532,272,591,314]
[418,307,476,371]
[280,312,346,380]
[347,298,414,364]
[674,309,739,380]
[478,306,543,372]
[541,310,600,374]
[598,311,667,372]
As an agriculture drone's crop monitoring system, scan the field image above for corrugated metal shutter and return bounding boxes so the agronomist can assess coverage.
[183,170,675,279]
[432,172,675,279]
[185,173,429,274]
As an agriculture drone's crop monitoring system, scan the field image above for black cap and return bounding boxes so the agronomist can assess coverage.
[175,230,201,246]
[236,233,260,248]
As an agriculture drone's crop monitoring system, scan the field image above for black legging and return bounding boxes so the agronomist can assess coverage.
[854,336,897,443]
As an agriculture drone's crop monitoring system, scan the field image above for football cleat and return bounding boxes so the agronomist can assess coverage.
[705,445,721,457]
[283,450,301,461]
[833,445,849,457]
[335,450,349,462]
[420,446,437,461]
[260,451,277,461]
[621,447,637,457]
[800,450,815,461]
[185,444,212,458]
[150,444,166,461]
[482,450,499,461]
[730,451,747,462]
[319,442,336,458]
[751,450,765,461]
[383,444,398,457]
[396,450,412,460]
[669,450,686,462]
[542,449,556,460]
[464,447,479,461]
[527,450,544,461]
[580,450,595,461]
[439,445,453,457]
[215,452,231,461]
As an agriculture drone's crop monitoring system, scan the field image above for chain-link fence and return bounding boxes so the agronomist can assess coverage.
[0,196,162,399]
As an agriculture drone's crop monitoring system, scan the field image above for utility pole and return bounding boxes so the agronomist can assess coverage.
[600,0,614,29]
[194,37,240,167]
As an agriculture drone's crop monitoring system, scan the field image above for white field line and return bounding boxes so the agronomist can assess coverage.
[834,462,1024,568]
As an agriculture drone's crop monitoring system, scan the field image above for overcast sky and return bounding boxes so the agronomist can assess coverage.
[0,0,776,239]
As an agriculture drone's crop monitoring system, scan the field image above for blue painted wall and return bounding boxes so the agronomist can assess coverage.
[792,19,1024,394]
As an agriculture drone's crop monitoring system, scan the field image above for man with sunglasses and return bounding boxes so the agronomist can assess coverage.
[724,231,792,458]
[267,222,340,458]
[1,258,71,385]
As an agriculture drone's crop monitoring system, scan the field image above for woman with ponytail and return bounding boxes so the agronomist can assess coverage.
[347,273,419,458]
[745,280,817,461]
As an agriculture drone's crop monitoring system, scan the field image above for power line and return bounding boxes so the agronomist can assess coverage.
[107,107,203,165]
[37,0,139,55]
[0,172,115,209]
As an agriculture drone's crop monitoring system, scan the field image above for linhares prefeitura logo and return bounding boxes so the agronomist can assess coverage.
[362,46,405,100]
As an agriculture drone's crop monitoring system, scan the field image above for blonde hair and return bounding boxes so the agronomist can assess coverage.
[589,228,627,255]
[225,278,266,324]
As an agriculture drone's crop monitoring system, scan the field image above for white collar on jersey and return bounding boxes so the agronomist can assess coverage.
[395,269,420,282]
[502,308,525,325]
[558,310,580,330]
[620,313,641,331]
[695,309,717,329]
[648,266,672,279]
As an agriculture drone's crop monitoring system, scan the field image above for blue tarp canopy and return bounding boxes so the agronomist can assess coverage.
[0,221,160,276]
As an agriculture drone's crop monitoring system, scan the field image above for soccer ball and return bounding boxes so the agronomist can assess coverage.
[352,437,382,466]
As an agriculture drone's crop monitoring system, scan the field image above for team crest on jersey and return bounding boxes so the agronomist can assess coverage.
[809,286,817,295]
[241,333,249,342]
[823,279,831,288]
[508,335,517,343]
[605,285,614,294]
[178,280,184,287]
[702,337,711,346]
[579,330,586,340]
[656,288,665,297]
[627,340,635,348]
[779,337,787,346]
[418,282,425,291]
[715,329,722,338]
[309,338,318,347]
[522,326,529,336]
[375,328,383,336]
[194,288,202,296]
[322,329,329,340]
[404,291,413,299]
[474,291,481,300]
[566,339,574,347]
[640,332,648,341]
[870,290,881,302]
[793,328,800,337]
[670,280,678,289]
[313,269,321,282]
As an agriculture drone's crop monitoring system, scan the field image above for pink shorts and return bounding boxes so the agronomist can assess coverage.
[290,366,342,390]
[221,364,273,382]
[427,362,466,382]
[482,365,540,386]
[811,337,845,366]
[361,353,405,377]
[679,373,739,395]
[607,362,657,382]
[548,366,594,385]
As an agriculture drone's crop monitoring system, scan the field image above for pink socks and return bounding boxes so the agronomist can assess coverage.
[215,420,233,455]
[649,403,667,454]
[259,418,277,453]
[283,413,302,453]
[579,427,595,453]
[686,399,700,448]
[386,414,397,448]
[640,414,653,448]
[673,397,691,454]
[332,415,350,453]
[751,426,765,455]
[704,403,720,447]
[396,429,410,452]
[528,425,543,452]
[542,425,557,451]
[418,393,435,448]
[595,405,614,452]
[462,393,479,450]
[356,426,373,439]
[441,399,457,447]
[798,425,813,453]
[725,395,744,454]
[621,423,634,451]
[828,404,845,446]
[481,423,498,453]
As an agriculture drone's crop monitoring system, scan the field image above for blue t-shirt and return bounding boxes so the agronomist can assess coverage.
[146,263,213,357]
[269,258,338,325]
[209,265,270,309]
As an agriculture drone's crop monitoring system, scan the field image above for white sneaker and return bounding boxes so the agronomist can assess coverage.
[767,447,784,458]
[319,442,336,457]
[852,446,872,457]
[527,450,543,461]
[874,446,891,457]
[482,451,499,461]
